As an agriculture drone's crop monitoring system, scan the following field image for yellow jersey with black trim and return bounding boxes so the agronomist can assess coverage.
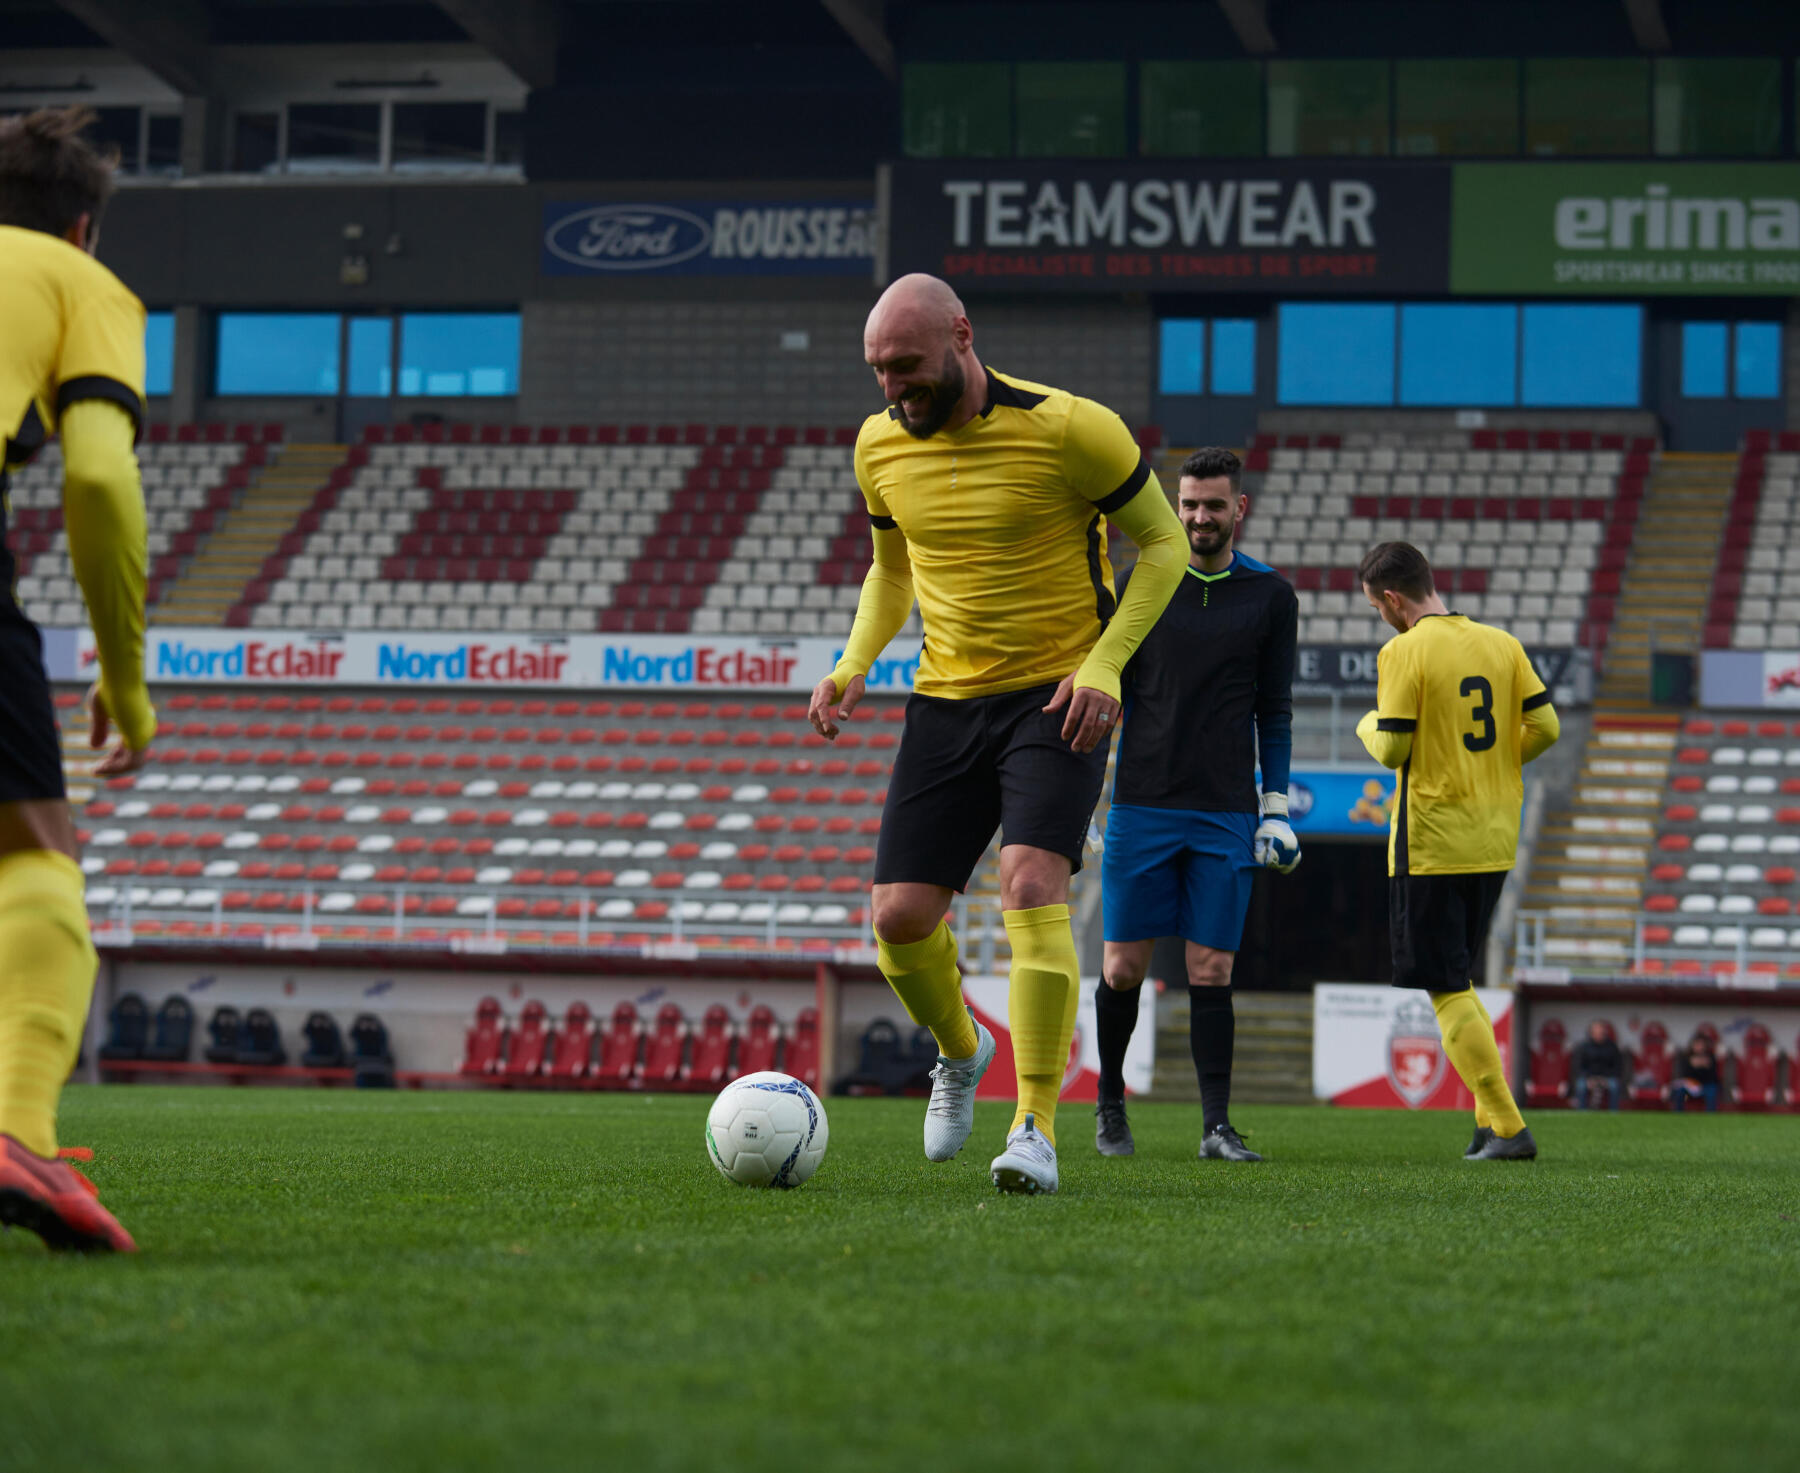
[0,223,147,481]
[853,366,1154,699]
[1373,613,1550,877]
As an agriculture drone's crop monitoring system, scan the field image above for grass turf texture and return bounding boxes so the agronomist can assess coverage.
[5,1089,1798,1473]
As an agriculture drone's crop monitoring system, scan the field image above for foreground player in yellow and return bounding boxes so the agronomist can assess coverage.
[1354,542,1559,1161]
[808,274,1186,1193]
[0,107,157,1250]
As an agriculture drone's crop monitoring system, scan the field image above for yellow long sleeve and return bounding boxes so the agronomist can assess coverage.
[60,398,154,750]
[1356,709,1414,770]
[1521,701,1560,764]
[1072,480,1186,702]
[827,525,914,694]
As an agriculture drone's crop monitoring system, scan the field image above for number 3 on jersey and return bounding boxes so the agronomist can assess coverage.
[1460,675,1496,752]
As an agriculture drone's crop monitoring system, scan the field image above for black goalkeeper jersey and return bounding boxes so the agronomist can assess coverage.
[1113,551,1298,813]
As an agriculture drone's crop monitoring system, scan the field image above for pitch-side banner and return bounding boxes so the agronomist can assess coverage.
[885,161,1451,293]
[963,974,1155,1102]
[540,198,876,277]
[1451,163,1800,296]
[1697,649,1800,708]
[1313,984,1515,1110]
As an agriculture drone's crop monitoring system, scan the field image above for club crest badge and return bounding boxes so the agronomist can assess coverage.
[1386,996,1446,1108]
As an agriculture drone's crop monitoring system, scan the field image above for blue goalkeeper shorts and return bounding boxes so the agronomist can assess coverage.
[1101,803,1258,951]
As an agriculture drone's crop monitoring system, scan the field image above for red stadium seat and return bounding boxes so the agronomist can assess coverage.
[594,1002,641,1089]
[684,1005,736,1092]
[502,1000,551,1078]
[785,1006,822,1090]
[1525,1018,1569,1106]
[636,1002,689,1089]
[1734,1024,1777,1109]
[736,1004,782,1076]
[460,997,507,1076]
[546,1002,597,1081]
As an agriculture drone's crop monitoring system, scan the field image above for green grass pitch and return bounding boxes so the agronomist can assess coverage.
[5,1087,1798,1473]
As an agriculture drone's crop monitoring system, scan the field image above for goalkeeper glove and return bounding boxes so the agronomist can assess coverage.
[1253,792,1301,874]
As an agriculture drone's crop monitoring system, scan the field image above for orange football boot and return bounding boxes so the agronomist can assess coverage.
[0,1134,136,1252]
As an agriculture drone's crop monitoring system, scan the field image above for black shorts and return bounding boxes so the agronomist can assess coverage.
[0,609,66,804]
[1388,870,1508,991]
[873,681,1109,892]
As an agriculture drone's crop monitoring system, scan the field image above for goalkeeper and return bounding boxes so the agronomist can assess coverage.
[1091,448,1299,1164]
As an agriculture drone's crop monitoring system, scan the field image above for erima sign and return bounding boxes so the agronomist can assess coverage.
[887,162,1451,293]
[540,199,876,277]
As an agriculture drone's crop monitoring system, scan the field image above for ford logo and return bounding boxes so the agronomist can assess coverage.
[543,203,712,272]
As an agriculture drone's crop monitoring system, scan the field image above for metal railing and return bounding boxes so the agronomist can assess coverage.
[1512,908,1797,987]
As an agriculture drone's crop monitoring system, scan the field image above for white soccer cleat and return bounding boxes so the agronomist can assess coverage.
[922,1019,996,1162]
[990,1113,1059,1195]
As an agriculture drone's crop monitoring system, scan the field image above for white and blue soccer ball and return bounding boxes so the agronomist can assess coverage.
[705,1071,829,1188]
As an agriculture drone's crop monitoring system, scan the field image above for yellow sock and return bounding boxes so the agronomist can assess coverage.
[1470,991,1495,1129]
[0,851,99,1158]
[1004,904,1080,1147]
[1431,989,1524,1138]
[877,920,977,1060]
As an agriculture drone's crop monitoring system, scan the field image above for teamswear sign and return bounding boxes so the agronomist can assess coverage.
[885,161,1451,293]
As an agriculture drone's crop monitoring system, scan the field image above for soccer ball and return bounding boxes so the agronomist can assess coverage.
[705,1071,829,1188]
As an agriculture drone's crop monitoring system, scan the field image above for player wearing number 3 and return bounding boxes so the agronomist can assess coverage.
[1354,541,1560,1161]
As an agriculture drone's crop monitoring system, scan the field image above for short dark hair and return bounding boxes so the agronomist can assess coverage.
[1358,541,1435,601]
[1178,446,1242,492]
[0,106,118,238]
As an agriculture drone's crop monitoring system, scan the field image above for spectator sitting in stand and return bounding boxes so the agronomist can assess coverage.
[1669,1033,1721,1113]
[1569,1020,1624,1111]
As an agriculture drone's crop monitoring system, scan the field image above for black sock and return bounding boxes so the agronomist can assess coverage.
[1093,980,1140,1101]
[1190,985,1234,1134]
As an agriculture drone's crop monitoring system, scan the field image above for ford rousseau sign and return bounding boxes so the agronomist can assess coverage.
[885,162,1450,293]
[541,199,877,277]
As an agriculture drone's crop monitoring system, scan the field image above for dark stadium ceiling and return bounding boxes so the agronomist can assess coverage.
[5,0,1800,92]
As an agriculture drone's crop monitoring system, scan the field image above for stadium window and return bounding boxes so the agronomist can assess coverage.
[232,112,280,173]
[902,64,1012,158]
[1399,304,1517,405]
[1734,322,1782,399]
[493,109,525,169]
[1158,321,1205,395]
[1276,303,1396,405]
[1393,59,1518,156]
[1519,305,1641,406]
[215,313,342,396]
[1015,63,1126,158]
[348,317,394,398]
[285,103,381,173]
[1266,60,1389,157]
[88,107,142,173]
[1139,61,1263,157]
[1524,59,1649,156]
[144,312,175,398]
[398,313,519,397]
[392,102,488,171]
[1654,59,1780,157]
[1211,319,1257,395]
[144,113,182,175]
[1680,323,1728,399]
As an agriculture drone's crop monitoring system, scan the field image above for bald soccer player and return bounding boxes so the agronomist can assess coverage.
[0,107,156,1251]
[808,275,1187,1194]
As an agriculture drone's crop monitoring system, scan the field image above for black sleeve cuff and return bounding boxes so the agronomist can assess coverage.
[868,513,897,530]
[1522,689,1553,712]
[57,375,145,445]
[1376,717,1417,732]
[1092,456,1152,514]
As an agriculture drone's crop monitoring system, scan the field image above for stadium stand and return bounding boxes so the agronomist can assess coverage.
[1640,715,1800,976]
[9,430,274,628]
[1234,428,1648,653]
[1712,433,1800,650]
[1525,1012,1796,1110]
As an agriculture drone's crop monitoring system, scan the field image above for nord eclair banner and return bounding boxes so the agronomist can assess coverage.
[885,161,1451,293]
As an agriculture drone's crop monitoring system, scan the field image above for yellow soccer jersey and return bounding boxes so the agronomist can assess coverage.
[853,367,1153,698]
[0,224,146,462]
[1371,614,1549,876]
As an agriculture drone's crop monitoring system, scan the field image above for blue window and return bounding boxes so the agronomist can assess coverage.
[1399,304,1516,406]
[1211,319,1257,395]
[398,313,519,397]
[1276,304,1395,405]
[1520,305,1640,407]
[1680,322,1728,398]
[347,317,393,397]
[1158,320,1205,395]
[215,313,341,395]
[143,311,174,397]
[1734,322,1781,399]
